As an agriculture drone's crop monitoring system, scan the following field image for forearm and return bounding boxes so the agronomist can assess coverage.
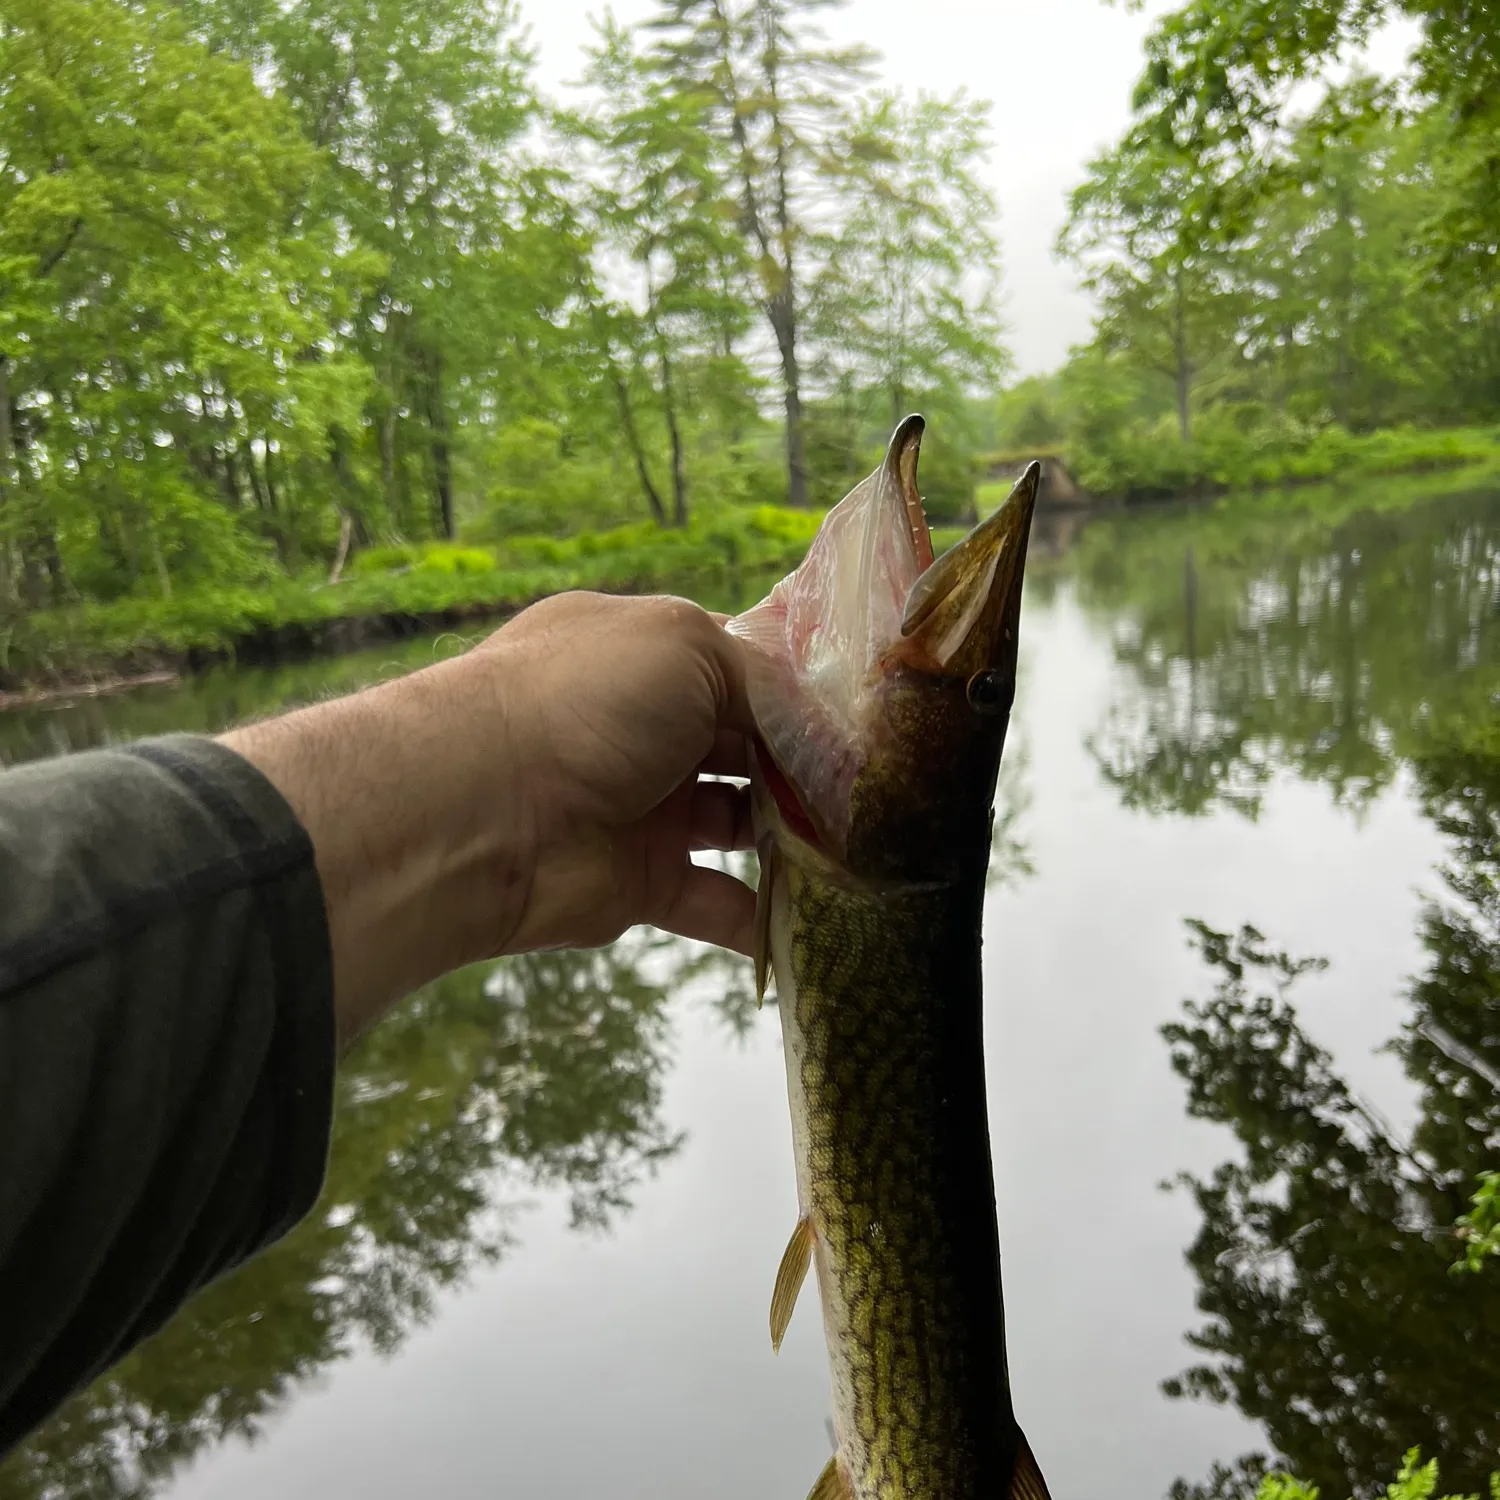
[220,647,532,1046]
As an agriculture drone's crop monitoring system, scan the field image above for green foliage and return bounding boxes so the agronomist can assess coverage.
[647,0,879,508]
[0,507,828,686]
[1069,485,1500,1496]
[1056,28,1500,497]
[0,0,373,603]
[1058,119,1244,443]
[1068,413,1500,502]
[993,376,1069,453]
[1451,1171,1500,1276]
[810,91,1010,426]
[1254,1450,1500,1500]
[573,17,758,528]
[0,0,1013,635]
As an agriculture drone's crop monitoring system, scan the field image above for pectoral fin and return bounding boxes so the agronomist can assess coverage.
[806,1453,852,1500]
[1008,1432,1051,1500]
[770,1215,815,1352]
[754,838,778,1006]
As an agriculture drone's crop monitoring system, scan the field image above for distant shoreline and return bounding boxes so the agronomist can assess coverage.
[5,456,1498,705]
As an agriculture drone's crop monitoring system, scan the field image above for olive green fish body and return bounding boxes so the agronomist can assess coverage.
[770,857,1018,1500]
[732,418,1048,1500]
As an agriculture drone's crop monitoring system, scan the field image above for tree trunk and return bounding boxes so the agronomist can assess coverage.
[767,55,808,509]
[425,351,454,540]
[6,379,64,609]
[716,3,808,508]
[215,444,241,507]
[610,368,668,526]
[329,428,370,550]
[42,530,72,602]
[263,443,291,568]
[718,290,743,450]
[217,445,241,507]
[380,352,399,527]
[769,299,808,506]
[1333,334,1352,430]
[0,353,12,611]
[1333,180,1355,430]
[329,510,354,584]
[20,544,48,610]
[149,524,172,600]
[241,441,268,509]
[1172,267,1192,443]
[262,442,278,515]
[650,312,689,527]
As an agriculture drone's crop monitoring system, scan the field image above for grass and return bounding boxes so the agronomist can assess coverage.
[0,506,828,690]
[1064,420,1500,502]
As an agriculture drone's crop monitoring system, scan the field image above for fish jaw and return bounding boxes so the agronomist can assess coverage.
[731,416,1041,888]
[729,416,930,859]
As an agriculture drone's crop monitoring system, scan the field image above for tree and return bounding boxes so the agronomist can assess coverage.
[1059,124,1245,441]
[1076,487,1500,818]
[176,0,570,541]
[1117,0,1500,297]
[1234,82,1436,429]
[578,17,757,526]
[0,0,371,605]
[811,90,1009,429]
[647,0,874,506]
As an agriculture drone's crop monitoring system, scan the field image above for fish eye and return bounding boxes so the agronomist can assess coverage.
[966,670,1013,718]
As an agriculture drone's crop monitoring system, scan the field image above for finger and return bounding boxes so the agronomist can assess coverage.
[707,611,731,627]
[689,780,755,852]
[657,863,757,957]
[698,728,751,781]
[703,613,757,736]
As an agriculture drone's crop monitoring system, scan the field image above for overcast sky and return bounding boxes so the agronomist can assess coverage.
[523,0,1418,377]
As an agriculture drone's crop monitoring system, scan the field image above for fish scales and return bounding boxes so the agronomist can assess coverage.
[778,865,1012,1499]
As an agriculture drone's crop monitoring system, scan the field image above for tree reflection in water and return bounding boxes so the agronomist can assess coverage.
[1067,484,1500,1496]
[0,937,741,1500]
[1077,487,1500,820]
[1164,736,1500,1499]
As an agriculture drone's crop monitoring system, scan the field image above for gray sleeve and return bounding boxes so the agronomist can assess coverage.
[0,734,335,1456]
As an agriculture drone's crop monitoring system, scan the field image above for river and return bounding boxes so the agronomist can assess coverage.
[1,482,1497,1500]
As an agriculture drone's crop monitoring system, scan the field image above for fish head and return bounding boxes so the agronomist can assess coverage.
[730,415,1039,886]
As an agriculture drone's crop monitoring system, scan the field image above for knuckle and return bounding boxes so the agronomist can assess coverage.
[655,595,707,633]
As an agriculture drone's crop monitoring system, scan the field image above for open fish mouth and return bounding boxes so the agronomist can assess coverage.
[729,415,1041,859]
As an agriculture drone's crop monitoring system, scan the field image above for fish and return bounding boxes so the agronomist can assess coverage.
[728,415,1046,1500]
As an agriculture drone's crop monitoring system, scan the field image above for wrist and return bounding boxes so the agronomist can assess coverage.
[221,647,536,1044]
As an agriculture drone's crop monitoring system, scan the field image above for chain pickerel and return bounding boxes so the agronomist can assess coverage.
[728,416,1047,1500]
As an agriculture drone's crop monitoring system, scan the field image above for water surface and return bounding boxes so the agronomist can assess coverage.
[2,484,1497,1500]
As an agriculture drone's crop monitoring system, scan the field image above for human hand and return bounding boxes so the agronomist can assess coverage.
[222,591,756,1045]
[472,590,757,956]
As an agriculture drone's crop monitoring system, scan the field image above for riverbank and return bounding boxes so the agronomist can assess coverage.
[985,421,1500,505]
[5,455,1498,698]
[0,507,831,697]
